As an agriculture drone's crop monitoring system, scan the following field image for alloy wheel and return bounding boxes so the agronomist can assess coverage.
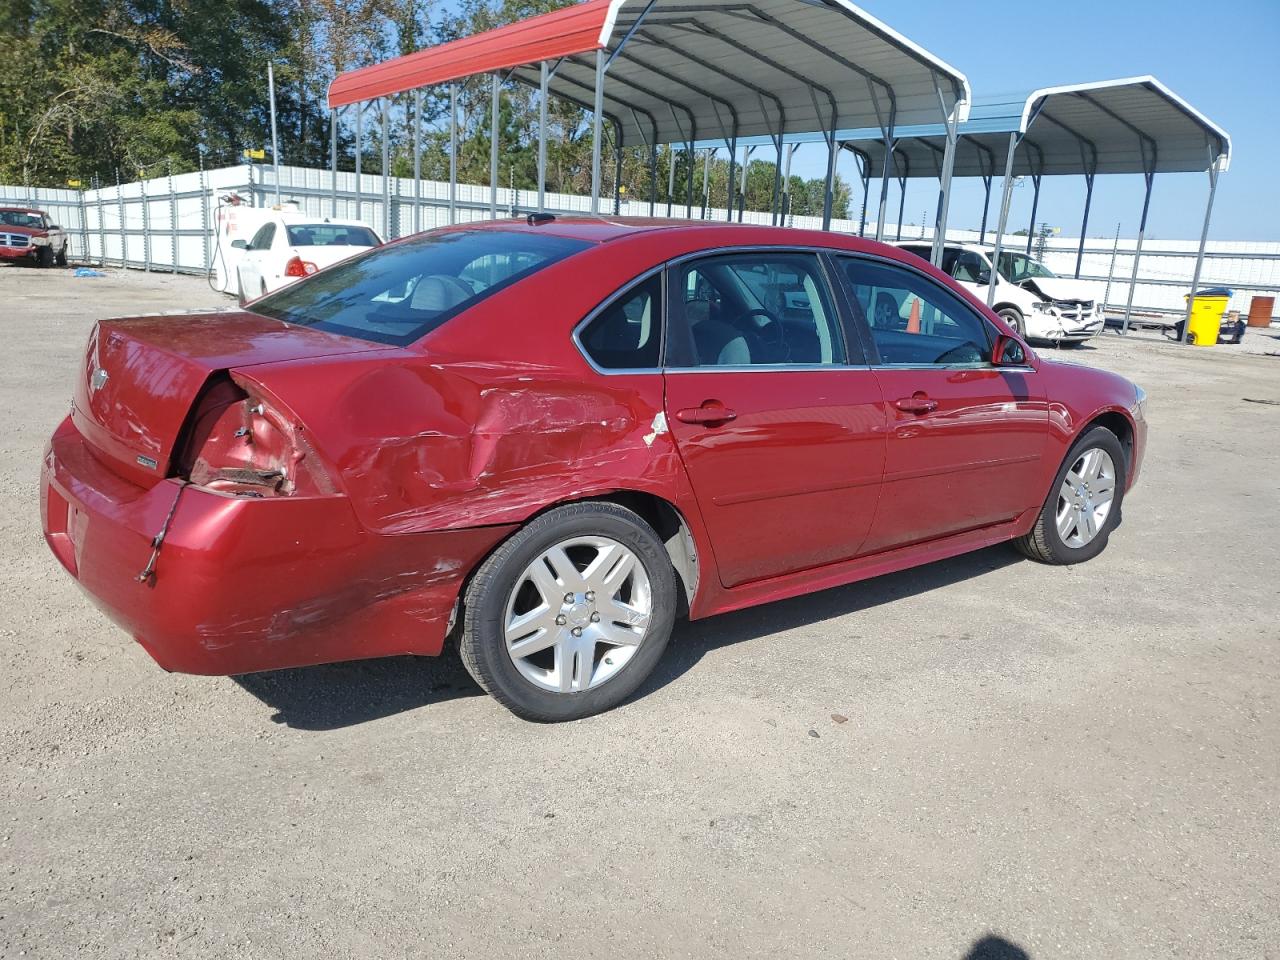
[1055,448,1116,547]
[503,536,653,694]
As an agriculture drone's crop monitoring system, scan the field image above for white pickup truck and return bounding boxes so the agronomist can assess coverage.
[896,241,1105,346]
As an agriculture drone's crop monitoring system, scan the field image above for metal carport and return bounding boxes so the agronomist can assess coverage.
[831,77,1231,340]
[327,0,969,250]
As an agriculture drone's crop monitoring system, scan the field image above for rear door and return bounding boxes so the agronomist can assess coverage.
[662,251,886,588]
[835,254,1047,553]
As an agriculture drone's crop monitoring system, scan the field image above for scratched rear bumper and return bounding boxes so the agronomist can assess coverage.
[41,415,514,675]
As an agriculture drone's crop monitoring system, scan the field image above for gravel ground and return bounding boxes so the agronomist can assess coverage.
[1,264,1277,960]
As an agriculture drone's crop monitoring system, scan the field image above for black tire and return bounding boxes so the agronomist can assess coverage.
[1015,425,1126,565]
[55,245,67,267]
[998,307,1025,337]
[236,271,247,307]
[459,501,677,722]
[36,245,53,268]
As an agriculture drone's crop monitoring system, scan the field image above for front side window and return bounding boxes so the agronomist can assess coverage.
[841,258,994,366]
[250,229,590,346]
[669,253,845,367]
[248,223,276,251]
[578,274,662,370]
[951,251,989,284]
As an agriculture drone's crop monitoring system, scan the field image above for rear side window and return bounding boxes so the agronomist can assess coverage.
[578,274,662,370]
[286,224,379,247]
[250,230,590,346]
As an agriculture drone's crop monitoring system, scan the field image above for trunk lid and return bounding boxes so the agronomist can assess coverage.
[72,309,389,487]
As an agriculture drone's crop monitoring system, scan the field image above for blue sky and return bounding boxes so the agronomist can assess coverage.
[784,0,1280,241]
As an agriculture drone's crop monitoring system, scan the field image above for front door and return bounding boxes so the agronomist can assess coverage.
[836,254,1048,553]
[663,251,886,588]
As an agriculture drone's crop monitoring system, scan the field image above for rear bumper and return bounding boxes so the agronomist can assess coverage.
[41,416,515,675]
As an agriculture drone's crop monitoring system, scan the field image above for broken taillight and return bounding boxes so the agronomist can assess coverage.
[173,374,336,497]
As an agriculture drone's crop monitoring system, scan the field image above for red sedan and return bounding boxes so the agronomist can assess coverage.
[41,218,1146,721]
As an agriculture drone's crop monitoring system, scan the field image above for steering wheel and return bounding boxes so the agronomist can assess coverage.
[736,307,785,343]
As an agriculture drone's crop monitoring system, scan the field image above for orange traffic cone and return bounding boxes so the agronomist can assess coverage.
[906,297,921,334]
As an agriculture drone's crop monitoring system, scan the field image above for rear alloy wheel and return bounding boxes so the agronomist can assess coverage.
[1015,425,1126,564]
[460,502,676,721]
[998,307,1025,337]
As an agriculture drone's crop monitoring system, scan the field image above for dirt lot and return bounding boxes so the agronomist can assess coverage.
[2,265,1277,959]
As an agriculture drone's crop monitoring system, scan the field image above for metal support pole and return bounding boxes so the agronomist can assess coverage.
[667,144,676,217]
[1121,170,1155,334]
[875,125,895,240]
[116,171,126,268]
[685,138,695,219]
[1025,173,1042,256]
[613,130,623,215]
[355,105,363,219]
[895,162,907,241]
[1179,157,1221,344]
[822,111,837,230]
[490,74,500,219]
[649,139,658,216]
[701,148,711,220]
[381,99,391,239]
[857,154,870,237]
[167,162,177,273]
[97,179,107,267]
[330,109,339,218]
[771,124,784,225]
[198,167,209,278]
[726,133,738,223]
[449,82,458,225]
[591,50,604,215]
[140,174,150,272]
[538,61,549,212]
[413,89,422,233]
[930,78,959,268]
[1075,172,1095,279]
[987,132,1018,308]
[267,61,282,206]
[782,143,796,224]
[738,145,753,222]
[979,175,992,242]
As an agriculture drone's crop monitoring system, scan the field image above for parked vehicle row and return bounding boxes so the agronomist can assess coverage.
[0,207,68,267]
[40,218,1146,721]
[896,242,1106,346]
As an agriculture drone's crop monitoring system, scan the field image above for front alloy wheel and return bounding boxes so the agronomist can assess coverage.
[460,502,676,721]
[1055,448,1116,548]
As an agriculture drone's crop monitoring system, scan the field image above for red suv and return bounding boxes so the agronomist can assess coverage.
[0,207,68,266]
[41,219,1146,720]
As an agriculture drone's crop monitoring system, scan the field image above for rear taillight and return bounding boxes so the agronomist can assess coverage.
[284,256,318,278]
[173,374,336,497]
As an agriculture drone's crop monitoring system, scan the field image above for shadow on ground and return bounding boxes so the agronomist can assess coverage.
[962,935,1031,959]
[235,544,1021,730]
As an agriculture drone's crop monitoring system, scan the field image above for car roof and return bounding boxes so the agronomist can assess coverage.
[0,207,42,214]
[276,213,375,229]
[443,215,925,254]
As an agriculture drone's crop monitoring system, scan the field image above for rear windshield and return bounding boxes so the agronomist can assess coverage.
[285,223,380,248]
[250,229,591,345]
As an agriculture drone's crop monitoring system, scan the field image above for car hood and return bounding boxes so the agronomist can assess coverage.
[1021,276,1097,303]
[0,224,45,237]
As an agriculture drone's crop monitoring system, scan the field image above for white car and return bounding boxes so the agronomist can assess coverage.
[895,242,1106,345]
[233,215,381,303]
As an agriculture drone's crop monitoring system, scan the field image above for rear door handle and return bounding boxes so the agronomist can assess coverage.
[894,394,938,414]
[676,402,738,425]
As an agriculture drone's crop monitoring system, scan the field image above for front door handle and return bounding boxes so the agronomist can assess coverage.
[894,394,938,414]
[676,402,738,426]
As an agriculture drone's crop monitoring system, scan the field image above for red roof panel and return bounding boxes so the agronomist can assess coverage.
[328,0,610,108]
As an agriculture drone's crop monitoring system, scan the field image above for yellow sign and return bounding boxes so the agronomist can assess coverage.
[243,148,266,161]
[67,179,83,188]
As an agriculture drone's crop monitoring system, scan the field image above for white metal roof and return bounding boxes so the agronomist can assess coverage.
[826,76,1230,180]
[506,0,971,149]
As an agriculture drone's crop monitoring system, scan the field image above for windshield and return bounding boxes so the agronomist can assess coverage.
[996,252,1058,283]
[285,223,380,248]
[250,229,590,346]
[0,210,43,229]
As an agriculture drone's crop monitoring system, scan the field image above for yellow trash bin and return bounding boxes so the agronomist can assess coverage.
[1184,286,1232,347]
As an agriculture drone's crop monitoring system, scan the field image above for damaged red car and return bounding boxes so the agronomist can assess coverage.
[41,218,1147,720]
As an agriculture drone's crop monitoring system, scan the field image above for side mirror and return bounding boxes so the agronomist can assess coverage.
[993,334,1027,366]
[231,239,248,250]
[48,224,61,231]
